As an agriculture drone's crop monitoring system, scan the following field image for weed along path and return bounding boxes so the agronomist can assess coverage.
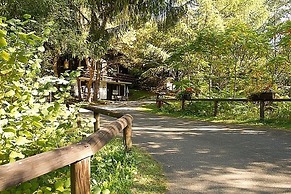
[99,101,291,193]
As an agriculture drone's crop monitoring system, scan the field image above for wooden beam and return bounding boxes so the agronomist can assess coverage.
[71,157,91,194]
[82,105,124,118]
[214,101,218,116]
[161,98,291,102]
[0,142,92,191]
[0,114,133,191]
[260,100,265,121]
[181,99,185,110]
[123,115,133,151]
[94,112,100,132]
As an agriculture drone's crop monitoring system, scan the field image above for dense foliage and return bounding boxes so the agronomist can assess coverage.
[2,0,290,97]
[0,17,81,165]
[0,17,138,194]
[113,0,291,98]
[147,99,291,128]
[0,16,80,193]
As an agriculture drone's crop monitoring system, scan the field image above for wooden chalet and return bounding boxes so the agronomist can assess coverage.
[74,49,134,101]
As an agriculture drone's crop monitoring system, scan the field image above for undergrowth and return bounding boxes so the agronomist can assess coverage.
[143,101,291,130]
[1,138,167,194]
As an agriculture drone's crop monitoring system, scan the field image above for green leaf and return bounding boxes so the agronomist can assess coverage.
[41,186,52,192]
[3,132,15,138]
[19,131,33,139]
[92,187,101,194]
[23,14,31,19]
[12,81,21,87]
[22,182,32,189]
[18,55,29,63]
[54,181,64,192]
[5,90,15,97]
[30,34,42,41]
[43,28,51,36]
[32,121,44,128]
[31,181,39,190]
[64,178,70,188]
[0,51,10,61]
[18,33,28,41]
[28,39,36,45]
[0,29,7,37]
[3,127,16,134]
[0,37,7,47]
[37,139,47,146]
[0,151,5,160]
[8,47,16,52]
[102,189,110,194]
[0,119,8,128]
[15,136,31,145]
[0,68,12,74]
[38,46,45,52]
[9,151,25,159]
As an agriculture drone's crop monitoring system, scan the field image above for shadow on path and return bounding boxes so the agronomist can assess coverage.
[97,101,291,193]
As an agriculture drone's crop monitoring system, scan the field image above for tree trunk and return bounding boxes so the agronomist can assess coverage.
[208,63,212,97]
[53,56,58,77]
[86,58,94,102]
[233,59,238,98]
[93,60,101,102]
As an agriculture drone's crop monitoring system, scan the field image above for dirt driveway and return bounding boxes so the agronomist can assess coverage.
[98,101,291,193]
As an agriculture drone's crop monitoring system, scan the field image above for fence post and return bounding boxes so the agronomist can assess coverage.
[71,157,91,194]
[260,100,265,121]
[124,116,133,152]
[181,99,185,110]
[94,112,100,132]
[214,100,218,116]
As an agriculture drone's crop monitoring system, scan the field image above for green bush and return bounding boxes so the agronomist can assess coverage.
[0,16,87,194]
[154,99,291,127]
[0,16,138,194]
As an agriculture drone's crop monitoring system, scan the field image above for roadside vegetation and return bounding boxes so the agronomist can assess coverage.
[1,137,166,194]
[142,101,291,131]
[128,89,156,101]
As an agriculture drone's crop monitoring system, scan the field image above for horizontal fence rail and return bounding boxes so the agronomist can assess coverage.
[0,106,133,193]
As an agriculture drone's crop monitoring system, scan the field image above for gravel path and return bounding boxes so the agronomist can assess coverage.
[98,101,291,194]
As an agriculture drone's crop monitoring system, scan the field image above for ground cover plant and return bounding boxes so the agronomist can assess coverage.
[143,100,291,130]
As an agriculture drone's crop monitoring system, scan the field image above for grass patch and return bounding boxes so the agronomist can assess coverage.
[91,137,167,194]
[131,147,167,194]
[128,89,156,101]
[142,102,291,131]
[1,138,166,194]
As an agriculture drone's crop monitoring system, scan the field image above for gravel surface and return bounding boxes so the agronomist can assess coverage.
[97,101,291,194]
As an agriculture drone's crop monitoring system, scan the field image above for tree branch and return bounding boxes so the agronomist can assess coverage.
[68,1,91,24]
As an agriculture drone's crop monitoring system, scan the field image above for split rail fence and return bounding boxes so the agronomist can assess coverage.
[0,105,133,194]
[157,98,291,120]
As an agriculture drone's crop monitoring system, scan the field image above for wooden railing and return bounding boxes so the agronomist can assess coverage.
[114,73,135,83]
[0,105,133,193]
[157,98,291,120]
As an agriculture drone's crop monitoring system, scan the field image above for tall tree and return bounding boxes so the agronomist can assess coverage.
[0,0,188,101]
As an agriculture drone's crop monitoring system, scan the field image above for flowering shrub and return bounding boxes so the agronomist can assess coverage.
[176,87,193,100]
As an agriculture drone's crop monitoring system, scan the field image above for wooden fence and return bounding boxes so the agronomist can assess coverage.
[157,98,291,120]
[0,105,133,194]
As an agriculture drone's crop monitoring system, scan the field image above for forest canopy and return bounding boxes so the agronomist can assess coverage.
[0,0,290,97]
